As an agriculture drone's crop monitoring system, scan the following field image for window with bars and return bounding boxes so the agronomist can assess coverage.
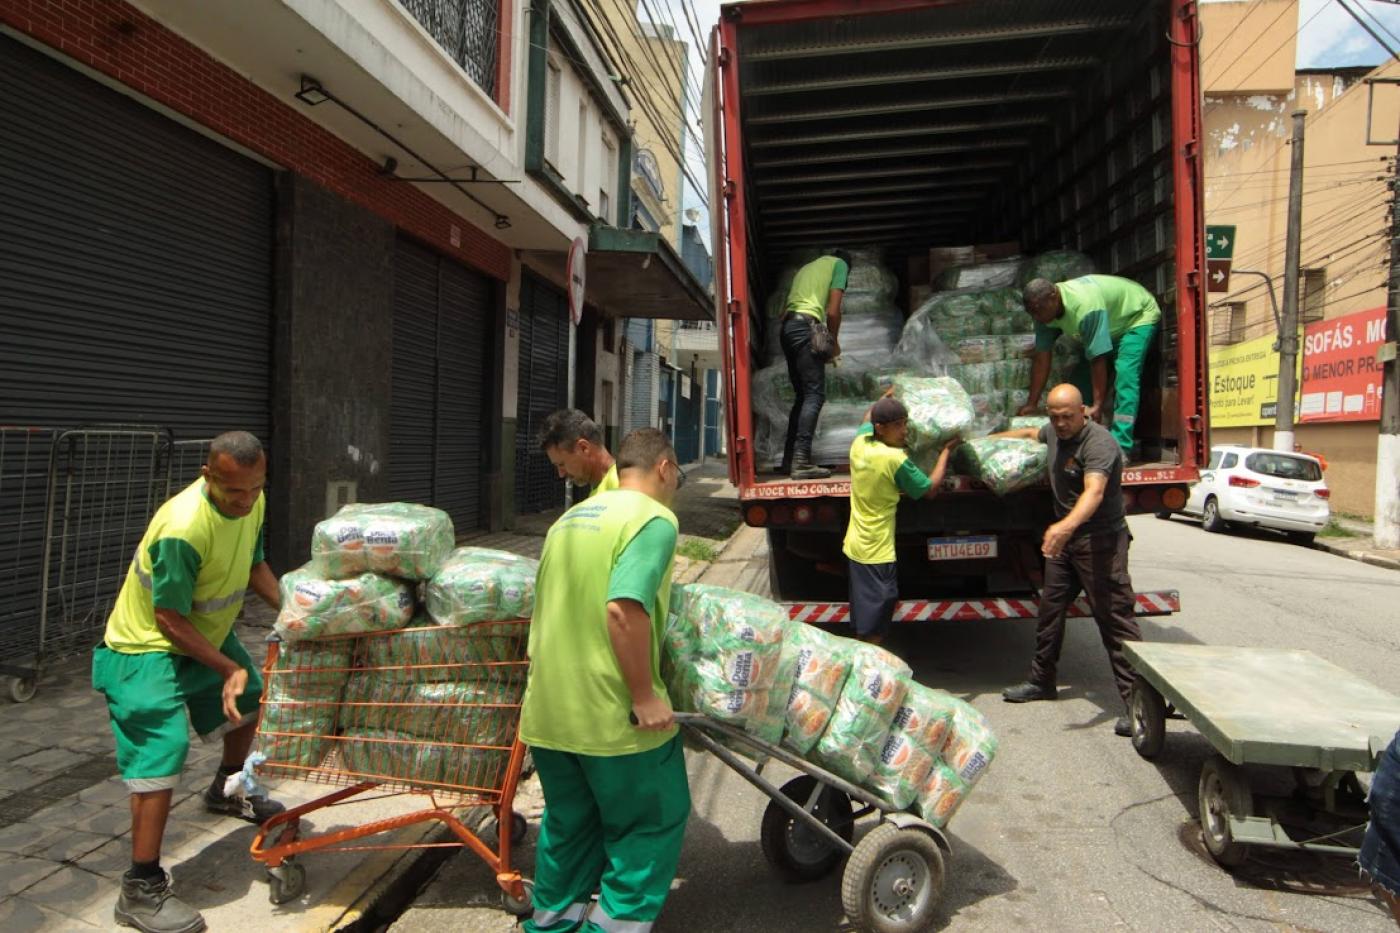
[544,58,561,169]
[1300,268,1326,323]
[400,0,500,99]
[1211,301,1247,345]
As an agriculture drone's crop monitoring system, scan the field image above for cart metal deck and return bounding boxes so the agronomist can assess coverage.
[1123,642,1400,868]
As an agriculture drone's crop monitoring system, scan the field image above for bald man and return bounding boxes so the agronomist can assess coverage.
[997,384,1142,737]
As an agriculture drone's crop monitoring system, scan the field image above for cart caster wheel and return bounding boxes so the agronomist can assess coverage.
[493,811,528,846]
[842,823,944,933]
[760,775,854,883]
[267,859,306,905]
[1199,755,1252,868]
[1130,677,1167,759]
[501,878,534,917]
[4,675,37,704]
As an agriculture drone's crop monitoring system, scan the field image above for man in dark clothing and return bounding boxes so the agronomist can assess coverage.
[779,249,852,479]
[998,383,1143,737]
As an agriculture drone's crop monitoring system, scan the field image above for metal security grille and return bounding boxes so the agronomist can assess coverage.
[513,274,569,514]
[400,0,500,98]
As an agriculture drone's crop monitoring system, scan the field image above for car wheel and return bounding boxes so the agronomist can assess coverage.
[1202,498,1226,533]
[1286,530,1315,546]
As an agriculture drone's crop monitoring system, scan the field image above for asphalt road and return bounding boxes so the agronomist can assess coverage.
[395,513,1400,932]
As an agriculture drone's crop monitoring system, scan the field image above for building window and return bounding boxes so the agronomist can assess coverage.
[602,316,616,351]
[1300,268,1326,323]
[400,0,499,99]
[600,134,617,222]
[576,101,590,197]
[1212,301,1246,345]
[544,58,562,170]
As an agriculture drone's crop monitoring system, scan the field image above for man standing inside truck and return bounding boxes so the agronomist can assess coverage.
[843,396,958,645]
[999,385,1143,737]
[540,408,619,498]
[780,249,853,480]
[1018,275,1161,458]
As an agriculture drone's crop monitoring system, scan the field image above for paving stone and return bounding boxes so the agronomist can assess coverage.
[10,747,89,774]
[0,764,46,795]
[17,864,109,917]
[71,838,129,880]
[75,778,130,807]
[24,829,111,863]
[0,894,101,931]
[0,856,63,896]
[28,799,104,826]
[0,739,44,764]
[0,820,65,856]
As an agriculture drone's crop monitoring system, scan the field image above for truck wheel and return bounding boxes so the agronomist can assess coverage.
[1202,498,1226,533]
[1198,756,1252,868]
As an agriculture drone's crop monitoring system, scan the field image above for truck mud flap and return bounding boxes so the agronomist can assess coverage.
[787,590,1181,625]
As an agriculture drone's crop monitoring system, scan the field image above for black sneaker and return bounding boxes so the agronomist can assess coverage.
[204,788,286,824]
[1001,681,1057,703]
[115,871,206,933]
[790,460,832,480]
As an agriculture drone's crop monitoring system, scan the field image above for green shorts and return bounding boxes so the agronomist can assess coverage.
[92,632,264,792]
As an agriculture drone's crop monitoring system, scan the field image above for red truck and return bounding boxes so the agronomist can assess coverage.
[706,0,1206,621]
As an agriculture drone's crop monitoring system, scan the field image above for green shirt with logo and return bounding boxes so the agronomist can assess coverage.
[520,489,679,756]
[1034,274,1162,358]
[842,424,931,565]
[786,255,850,323]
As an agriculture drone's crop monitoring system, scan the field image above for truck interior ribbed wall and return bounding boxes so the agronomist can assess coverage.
[723,0,1204,481]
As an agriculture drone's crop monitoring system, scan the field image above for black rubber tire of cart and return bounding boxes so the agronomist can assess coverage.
[501,878,535,917]
[266,859,306,905]
[841,823,944,933]
[4,675,37,703]
[1129,677,1167,760]
[760,775,855,883]
[1198,755,1253,868]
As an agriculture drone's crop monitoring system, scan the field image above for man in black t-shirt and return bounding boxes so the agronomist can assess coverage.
[998,384,1143,737]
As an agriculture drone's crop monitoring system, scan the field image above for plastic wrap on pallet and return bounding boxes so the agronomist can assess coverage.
[274,567,415,642]
[311,502,455,581]
[892,296,972,371]
[776,621,855,756]
[949,362,998,396]
[1016,249,1095,287]
[834,301,905,361]
[1002,333,1036,359]
[1004,389,1030,417]
[995,358,1032,391]
[967,391,1008,437]
[950,336,1004,364]
[954,437,1048,496]
[811,644,912,789]
[811,401,872,466]
[892,376,975,453]
[426,547,538,626]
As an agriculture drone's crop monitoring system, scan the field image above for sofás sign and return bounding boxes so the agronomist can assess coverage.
[1299,306,1386,424]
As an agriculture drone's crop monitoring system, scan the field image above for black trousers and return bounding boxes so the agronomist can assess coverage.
[1028,527,1143,705]
[780,314,826,465]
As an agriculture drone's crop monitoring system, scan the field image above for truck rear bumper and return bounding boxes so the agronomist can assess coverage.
[787,590,1181,624]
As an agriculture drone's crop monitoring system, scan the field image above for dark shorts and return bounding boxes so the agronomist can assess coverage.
[1361,729,1400,896]
[848,559,899,637]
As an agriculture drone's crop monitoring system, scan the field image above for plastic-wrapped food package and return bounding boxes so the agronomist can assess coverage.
[811,401,871,466]
[867,682,958,809]
[932,258,1020,291]
[950,336,1003,364]
[955,437,1048,496]
[312,502,455,581]
[1017,250,1095,287]
[663,585,791,743]
[861,369,902,398]
[341,676,519,747]
[892,303,962,372]
[996,358,1032,391]
[915,760,971,828]
[846,254,898,298]
[1002,333,1036,359]
[1009,415,1050,431]
[257,639,356,769]
[426,547,538,626]
[942,700,1000,788]
[339,730,508,790]
[364,621,529,685]
[1004,389,1030,417]
[811,644,912,786]
[967,392,1008,437]
[949,362,998,396]
[274,567,415,642]
[777,621,856,755]
[833,302,904,362]
[893,377,975,453]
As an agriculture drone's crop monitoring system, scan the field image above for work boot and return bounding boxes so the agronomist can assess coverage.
[204,786,285,824]
[790,454,831,480]
[114,871,206,933]
[1002,681,1057,703]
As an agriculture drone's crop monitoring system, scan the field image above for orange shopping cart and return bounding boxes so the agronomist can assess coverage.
[248,620,533,913]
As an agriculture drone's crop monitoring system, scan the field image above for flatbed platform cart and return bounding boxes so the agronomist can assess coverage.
[1124,642,1400,868]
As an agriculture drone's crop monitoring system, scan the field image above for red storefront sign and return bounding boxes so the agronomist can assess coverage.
[1299,306,1387,423]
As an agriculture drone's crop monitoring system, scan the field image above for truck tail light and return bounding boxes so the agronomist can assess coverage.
[1228,475,1259,488]
[1316,488,1330,499]
[1137,487,1162,512]
[1161,486,1188,511]
[744,505,768,526]
[793,504,813,524]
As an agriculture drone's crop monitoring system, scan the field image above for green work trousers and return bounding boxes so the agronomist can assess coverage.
[524,735,690,933]
[1071,322,1157,451]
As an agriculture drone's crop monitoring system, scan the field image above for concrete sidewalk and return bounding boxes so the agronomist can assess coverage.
[1315,515,1400,571]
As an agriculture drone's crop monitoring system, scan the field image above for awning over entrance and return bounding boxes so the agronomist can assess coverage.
[586,225,714,321]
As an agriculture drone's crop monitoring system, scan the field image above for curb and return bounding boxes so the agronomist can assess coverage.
[1317,540,1400,571]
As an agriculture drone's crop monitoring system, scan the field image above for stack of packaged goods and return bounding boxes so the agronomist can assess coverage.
[890,376,975,461]
[663,584,998,828]
[953,437,1050,496]
[260,508,534,786]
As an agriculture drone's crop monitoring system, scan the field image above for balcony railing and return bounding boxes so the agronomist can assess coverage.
[400,0,499,99]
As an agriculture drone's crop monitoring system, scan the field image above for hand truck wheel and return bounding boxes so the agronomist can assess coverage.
[267,858,306,905]
[760,774,854,883]
[841,823,944,933]
[4,675,37,704]
[501,877,535,917]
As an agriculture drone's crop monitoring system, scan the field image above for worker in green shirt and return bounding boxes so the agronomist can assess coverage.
[91,431,283,933]
[541,408,618,498]
[519,427,688,933]
[780,249,852,480]
[1019,275,1161,456]
[844,396,957,644]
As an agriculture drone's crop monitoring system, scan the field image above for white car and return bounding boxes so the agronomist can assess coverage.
[1176,445,1330,544]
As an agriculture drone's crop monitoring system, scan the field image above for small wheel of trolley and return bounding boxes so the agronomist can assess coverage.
[4,675,37,704]
[1198,755,1253,868]
[501,877,535,917]
[841,823,944,933]
[760,775,855,883]
[493,810,528,846]
[1129,676,1167,759]
[266,858,306,905]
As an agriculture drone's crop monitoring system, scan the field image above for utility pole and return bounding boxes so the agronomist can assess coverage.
[1376,115,1400,550]
[1274,110,1307,453]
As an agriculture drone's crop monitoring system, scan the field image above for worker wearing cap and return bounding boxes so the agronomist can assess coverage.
[520,427,689,933]
[1020,275,1161,457]
[843,396,958,644]
[780,249,853,480]
[540,408,618,498]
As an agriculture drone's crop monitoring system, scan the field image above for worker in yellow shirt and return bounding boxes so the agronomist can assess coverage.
[541,408,618,498]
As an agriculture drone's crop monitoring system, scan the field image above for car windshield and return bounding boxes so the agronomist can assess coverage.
[1244,452,1322,482]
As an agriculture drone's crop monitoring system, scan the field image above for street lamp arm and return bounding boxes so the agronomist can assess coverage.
[1230,269,1282,335]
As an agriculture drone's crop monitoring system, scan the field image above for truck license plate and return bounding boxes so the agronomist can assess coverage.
[927,536,997,561]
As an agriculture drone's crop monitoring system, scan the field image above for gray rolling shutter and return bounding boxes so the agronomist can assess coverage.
[433,261,491,531]
[390,241,439,505]
[514,274,570,514]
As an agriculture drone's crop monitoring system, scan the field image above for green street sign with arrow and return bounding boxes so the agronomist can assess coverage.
[1206,225,1236,260]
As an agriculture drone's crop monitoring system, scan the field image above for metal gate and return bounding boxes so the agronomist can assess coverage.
[513,274,569,514]
[0,427,212,701]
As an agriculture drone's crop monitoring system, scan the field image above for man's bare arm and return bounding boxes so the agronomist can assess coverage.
[249,562,279,609]
[607,598,673,730]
